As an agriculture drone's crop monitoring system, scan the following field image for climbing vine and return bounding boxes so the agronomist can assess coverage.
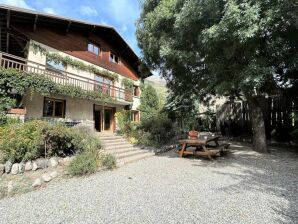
[121,78,134,92]
[0,68,115,112]
[30,42,119,81]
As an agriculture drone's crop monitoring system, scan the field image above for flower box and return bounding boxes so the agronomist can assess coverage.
[7,108,27,115]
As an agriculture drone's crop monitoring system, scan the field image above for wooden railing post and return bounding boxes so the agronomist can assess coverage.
[0,53,2,67]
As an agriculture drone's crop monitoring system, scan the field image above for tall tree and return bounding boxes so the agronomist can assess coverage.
[137,0,298,152]
[139,83,160,122]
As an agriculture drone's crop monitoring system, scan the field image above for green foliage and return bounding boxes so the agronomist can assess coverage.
[67,152,98,176]
[0,120,102,163]
[137,0,298,151]
[121,78,134,92]
[0,120,48,162]
[137,0,298,98]
[290,129,298,142]
[101,154,117,169]
[140,113,175,145]
[0,68,114,113]
[30,42,119,81]
[139,83,160,122]
[115,110,133,135]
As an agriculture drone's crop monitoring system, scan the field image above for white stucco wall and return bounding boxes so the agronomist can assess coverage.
[23,92,127,130]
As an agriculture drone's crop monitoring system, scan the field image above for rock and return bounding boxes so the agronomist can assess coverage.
[25,161,33,171]
[11,163,19,175]
[49,157,58,167]
[50,171,58,178]
[41,173,52,182]
[32,162,38,171]
[36,159,48,169]
[4,161,12,173]
[32,178,42,188]
[62,157,71,166]
[0,164,4,175]
[18,162,25,174]
[7,181,15,194]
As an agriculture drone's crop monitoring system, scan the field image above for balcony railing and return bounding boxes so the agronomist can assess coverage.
[0,51,133,102]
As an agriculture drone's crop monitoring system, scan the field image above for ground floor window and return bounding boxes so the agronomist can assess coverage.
[131,110,140,122]
[43,97,66,118]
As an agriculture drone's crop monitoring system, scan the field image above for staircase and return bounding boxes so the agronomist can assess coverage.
[98,133,155,166]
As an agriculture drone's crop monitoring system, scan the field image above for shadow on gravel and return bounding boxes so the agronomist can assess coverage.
[158,144,298,224]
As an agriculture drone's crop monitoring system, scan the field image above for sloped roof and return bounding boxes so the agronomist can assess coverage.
[0,4,151,78]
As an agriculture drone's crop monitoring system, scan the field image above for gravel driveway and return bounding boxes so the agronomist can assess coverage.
[0,144,297,224]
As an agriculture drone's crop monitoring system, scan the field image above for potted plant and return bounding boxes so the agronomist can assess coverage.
[188,130,199,139]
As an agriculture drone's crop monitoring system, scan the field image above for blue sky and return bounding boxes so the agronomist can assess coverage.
[0,0,142,55]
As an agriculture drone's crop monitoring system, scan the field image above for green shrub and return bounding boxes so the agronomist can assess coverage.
[0,120,48,162]
[101,154,117,169]
[42,124,86,156]
[67,152,98,176]
[0,120,101,163]
[141,114,175,145]
[115,110,132,135]
[290,129,298,142]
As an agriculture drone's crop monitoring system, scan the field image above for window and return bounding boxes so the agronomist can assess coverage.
[133,85,140,97]
[109,52,119,64]
[46,58,66,72]
[95,75,113,95]
[43,98,65,118]
[88,42,100,55]
[131,111,140,122]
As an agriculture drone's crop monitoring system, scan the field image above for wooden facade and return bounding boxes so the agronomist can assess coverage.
[15,26,140,81]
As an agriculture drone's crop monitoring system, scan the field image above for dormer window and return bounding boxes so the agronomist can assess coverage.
[88,42,100,55]
[110,52,119,64]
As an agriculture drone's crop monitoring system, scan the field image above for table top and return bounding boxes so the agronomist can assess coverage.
[179,136,219,144]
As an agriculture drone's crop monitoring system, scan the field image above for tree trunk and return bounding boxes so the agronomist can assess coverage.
[246,95,268,153]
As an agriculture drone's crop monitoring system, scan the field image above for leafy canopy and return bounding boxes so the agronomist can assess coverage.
[137,0,298,98]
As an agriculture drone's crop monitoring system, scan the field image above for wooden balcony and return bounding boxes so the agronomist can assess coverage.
[0,51,133,102]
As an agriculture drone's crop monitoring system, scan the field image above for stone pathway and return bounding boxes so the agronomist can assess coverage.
[0,144,297,224]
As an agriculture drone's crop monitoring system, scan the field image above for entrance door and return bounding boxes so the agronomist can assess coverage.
[104,109,113,131]
[94,110,101,132]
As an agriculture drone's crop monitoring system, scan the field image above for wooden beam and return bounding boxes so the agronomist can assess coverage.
[33,15,38,32]
[6,10,10,53]
[88,25,96,37]
[10,34,26,50]
[65,21,71,35]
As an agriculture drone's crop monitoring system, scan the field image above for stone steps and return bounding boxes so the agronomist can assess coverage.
[98,133,155,166]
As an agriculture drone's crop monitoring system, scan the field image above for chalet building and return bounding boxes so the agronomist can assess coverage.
[0,5,150,132]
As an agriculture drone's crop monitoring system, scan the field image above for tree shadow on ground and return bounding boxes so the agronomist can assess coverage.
[158,143,298,223]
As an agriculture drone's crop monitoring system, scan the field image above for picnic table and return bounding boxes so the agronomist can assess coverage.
[178,136,221,159]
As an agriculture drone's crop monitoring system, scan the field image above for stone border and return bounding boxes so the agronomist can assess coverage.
[0,156,75,176]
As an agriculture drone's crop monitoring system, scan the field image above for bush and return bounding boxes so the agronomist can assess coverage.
[290,129,298,142]
[0,120,101,163]
[0,120,49,162]
[101,154,117,169]
[67,152,98,176]
[140,114,175,145]
[115,110,132,135]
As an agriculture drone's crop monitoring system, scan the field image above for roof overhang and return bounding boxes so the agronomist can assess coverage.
[0,4,153,78]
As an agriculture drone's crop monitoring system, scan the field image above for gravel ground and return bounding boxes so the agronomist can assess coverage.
[0,143,297,224]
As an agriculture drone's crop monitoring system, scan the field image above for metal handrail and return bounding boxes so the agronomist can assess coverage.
[0,51,133,102]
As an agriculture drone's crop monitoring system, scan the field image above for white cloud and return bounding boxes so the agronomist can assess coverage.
[79,5,98,17]
[43,7,56,14]
[0,0,32,9]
